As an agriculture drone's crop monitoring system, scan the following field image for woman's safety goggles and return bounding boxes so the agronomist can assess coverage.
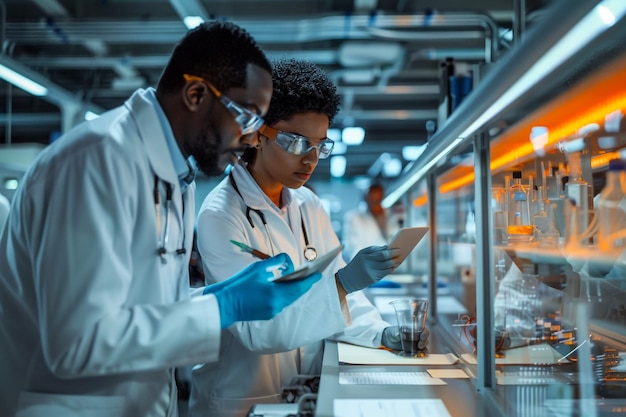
[183,74,264,135]
[259,125,334,159]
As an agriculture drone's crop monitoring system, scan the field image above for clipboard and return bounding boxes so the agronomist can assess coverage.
[388,227,429,265]
[271,245,343,282]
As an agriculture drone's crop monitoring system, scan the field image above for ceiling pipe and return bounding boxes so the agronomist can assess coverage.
[0,108,439,127]
[5,12,501,48]
[364,12,500,63]
[513,0,527,44]
[0,54,103,132]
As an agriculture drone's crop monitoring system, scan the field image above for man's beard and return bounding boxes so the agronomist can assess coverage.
[185,125,229,177]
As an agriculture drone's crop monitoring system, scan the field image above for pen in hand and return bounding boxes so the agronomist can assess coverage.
[230,240,271,260]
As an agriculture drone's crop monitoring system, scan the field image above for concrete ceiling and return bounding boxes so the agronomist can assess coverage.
[0,0,552,180]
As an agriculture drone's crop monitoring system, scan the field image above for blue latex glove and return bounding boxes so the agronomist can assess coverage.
[336,245,401,293]
[381,325,430,351]
[206,253,323,328]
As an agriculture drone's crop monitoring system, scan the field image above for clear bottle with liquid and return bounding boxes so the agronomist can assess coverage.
[597,159,626,252]
[566,152,590,240]
[507,171,532,239]
[533,185,559,246]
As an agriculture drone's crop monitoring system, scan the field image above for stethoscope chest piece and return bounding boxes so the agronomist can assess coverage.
[303,246,318,261]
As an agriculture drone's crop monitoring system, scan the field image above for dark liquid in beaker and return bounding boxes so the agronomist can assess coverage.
[400,329,423,355]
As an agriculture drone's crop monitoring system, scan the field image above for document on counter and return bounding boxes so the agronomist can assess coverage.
[337,342,459,365]
[334,399,452,417]
[427,369,469,379]
[460,343,563,366]
[339,371,446,385]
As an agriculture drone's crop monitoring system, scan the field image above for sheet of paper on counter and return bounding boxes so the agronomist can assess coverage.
[339,371,446,385]
[427,369,469,379]
[337,342,459,365]
[461,344,562,366]
[334,399,452,417]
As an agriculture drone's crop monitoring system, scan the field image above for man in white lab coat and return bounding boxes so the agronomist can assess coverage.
[0,192,9,230]
[0,22,321,417]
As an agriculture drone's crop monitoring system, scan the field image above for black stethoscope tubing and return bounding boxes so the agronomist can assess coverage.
[154,175,186,263]
[229,173,317,261]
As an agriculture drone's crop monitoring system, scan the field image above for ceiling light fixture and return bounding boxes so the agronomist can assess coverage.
[332,141,347,155]
[327,128,341,142]
[342,127,365,145]
[330,156,347,178]
[183,16,204,29]
[382,157,403,178]
[0,64,48,96]
[402,145,427,161]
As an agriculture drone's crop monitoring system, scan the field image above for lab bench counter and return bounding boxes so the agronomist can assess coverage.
[315,330,501,417]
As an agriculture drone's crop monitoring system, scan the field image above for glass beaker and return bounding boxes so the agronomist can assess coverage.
[389,299,429,357]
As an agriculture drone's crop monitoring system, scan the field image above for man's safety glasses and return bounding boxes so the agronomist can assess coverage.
[183,74,264,135]
[259,125,334,159]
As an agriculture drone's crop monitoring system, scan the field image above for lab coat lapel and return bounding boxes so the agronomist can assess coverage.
[125,89,178,186]
[125,89,186,220]
[231,164,302,264]
[287,195,305,263]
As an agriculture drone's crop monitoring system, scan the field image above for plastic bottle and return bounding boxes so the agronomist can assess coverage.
[597,159,626,252]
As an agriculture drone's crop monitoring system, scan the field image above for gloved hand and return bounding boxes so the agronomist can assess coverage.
[381,325,430,351]
[336,246,401,293]
[207,253,323,328]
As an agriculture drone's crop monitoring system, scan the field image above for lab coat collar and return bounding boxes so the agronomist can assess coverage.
[142,88,196,192]
[124,88,179,187]
[231,163,293,212]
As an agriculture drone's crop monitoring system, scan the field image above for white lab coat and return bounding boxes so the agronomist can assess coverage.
[0,192,9,231]
[190,163,389,417]
[0,89,222,417]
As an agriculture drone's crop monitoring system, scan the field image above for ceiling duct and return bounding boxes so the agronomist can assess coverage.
[338,41,404,67]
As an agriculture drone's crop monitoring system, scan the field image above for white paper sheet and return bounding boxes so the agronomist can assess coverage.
[337,342,459,365]
[427,369,469,379]
[460,343,563,365]
[334,399,452,417]
[339,371,446,385]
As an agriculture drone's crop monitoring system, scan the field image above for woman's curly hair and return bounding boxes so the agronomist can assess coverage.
[264,58,340,126]
[240,58,340,163]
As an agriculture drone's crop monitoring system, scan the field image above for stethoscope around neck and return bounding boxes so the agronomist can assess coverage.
[229,173,318,261]
[154,176,186,263]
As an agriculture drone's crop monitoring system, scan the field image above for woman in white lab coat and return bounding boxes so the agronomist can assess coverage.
[0,24,322,417]
[190,59,411,417]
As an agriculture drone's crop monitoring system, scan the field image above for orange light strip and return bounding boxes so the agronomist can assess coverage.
[436,97,626,195]
[432,52,626,196]
[440,172,474,194]
[413,194,428,207]
[490,96,626,172]
[591,152,621,169]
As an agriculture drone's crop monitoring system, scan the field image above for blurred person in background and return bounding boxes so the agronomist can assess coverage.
[342,183,405,262]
